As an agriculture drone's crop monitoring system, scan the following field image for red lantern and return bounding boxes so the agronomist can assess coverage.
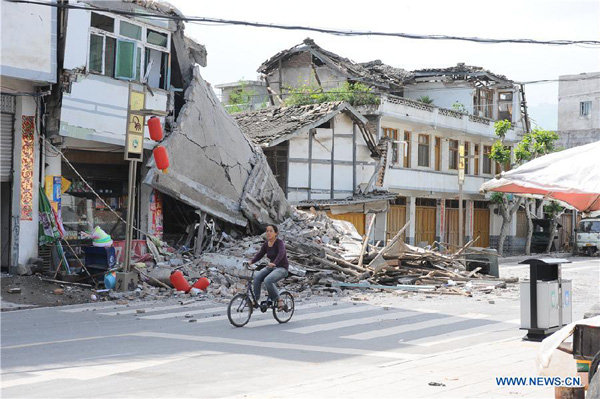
[148,117,163,141]
[153,145,169,173]
[170,270,191,293]
[192,277,210,291]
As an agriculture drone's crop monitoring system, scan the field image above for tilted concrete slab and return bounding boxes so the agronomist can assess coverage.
[145,67,291,227]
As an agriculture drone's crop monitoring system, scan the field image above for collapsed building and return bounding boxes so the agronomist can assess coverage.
[7,0,291,273]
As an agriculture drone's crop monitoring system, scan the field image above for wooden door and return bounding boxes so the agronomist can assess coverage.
[445,208,466,249]
[415,206,436,245]
[327,212,366,236]
[473,209,490,248]
[387,205,406,241]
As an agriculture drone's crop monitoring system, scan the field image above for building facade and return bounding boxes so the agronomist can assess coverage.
[557,72,600,149]
[1,0,57,271]
[250,39,526,251]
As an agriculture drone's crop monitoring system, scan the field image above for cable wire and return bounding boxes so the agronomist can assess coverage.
[7,0,600,47]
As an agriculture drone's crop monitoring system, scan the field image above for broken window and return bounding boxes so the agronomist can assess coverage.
[498,92,513,121]
[448,139,458,170]
[147,29,168,47]
[88,15,170,87]
[403,131,411,168]
[383,128,399,165]
[483,145,492,174]
[474,88,493,118]
[145,48,169,90]
[91,12,114,33]
[418,134,430,167]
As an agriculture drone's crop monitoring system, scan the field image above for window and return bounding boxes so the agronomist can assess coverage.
[403,131,411,168]
[418,134,430,167]
[498,92,513,121]
[434,137,441,171]
[464,141,470,174]
[89,34,104,73]
[483,145,492,174]
[147,29,168,47]
[449,139,458,170]
[120,21,141,40]
[580,101,591,117]
[382,128,399,164]
[474,144,480,175]
[91,12,114,32]
[88,14,170,88]
[115,40,136,79]
[474,88,493,118]
[145,48,169,89]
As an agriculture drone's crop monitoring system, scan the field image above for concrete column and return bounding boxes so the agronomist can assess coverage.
[465,200,474,243]
[11,95,40,269]
[436,199,444,244]
[44,141,62,176]
[407,196,416,245]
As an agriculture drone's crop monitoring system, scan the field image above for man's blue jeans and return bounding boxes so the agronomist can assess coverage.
[253,267,288,302]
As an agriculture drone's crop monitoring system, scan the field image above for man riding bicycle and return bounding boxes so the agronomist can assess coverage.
[248,224,288,311]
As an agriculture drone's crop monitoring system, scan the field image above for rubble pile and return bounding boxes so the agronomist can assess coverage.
[132,209,515,299]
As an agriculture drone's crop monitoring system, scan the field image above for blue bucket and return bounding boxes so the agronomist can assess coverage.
[104,272,116,289]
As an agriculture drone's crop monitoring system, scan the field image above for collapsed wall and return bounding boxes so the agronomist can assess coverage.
[144,65,291,228]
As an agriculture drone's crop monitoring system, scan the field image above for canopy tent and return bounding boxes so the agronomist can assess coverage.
[480,140,600,213]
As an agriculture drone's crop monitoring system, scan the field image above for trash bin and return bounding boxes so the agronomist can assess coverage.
[519,258,572,341]
[465,247,499,277]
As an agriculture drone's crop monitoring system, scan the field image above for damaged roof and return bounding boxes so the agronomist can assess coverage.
[409,63,513,84]
[233,101,367,147]
[258,38,411,91]
[259,39,514,89]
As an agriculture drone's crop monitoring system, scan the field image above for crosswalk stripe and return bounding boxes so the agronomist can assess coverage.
[341,314,496,341]
[180,301,352,323]
[60,303,139,313]
[245,305,373,328]
[141,306,228,320]
[285,309,421,334]
[99,303,211,316]
[406,322,518,347]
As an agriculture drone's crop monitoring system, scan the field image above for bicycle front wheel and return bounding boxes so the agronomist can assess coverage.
[273,291,295,324]
[228,293,253,327]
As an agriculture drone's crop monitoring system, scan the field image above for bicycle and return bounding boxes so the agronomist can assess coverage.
[227,262,295,327]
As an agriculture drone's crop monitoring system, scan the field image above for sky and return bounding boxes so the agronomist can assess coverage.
[168,0,600,130]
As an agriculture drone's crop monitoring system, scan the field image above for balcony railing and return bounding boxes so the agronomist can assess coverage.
[380,95,516,131]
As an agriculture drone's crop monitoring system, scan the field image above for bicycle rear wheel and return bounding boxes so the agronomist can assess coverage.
[273,291,294,324]
[228,293,253,327]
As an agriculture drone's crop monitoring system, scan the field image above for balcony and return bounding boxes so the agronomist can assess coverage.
[384,167,491,197]
[376,95,521,141]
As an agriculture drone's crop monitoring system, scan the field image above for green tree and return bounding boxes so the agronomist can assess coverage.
[489,122,560,255]
[227,81,256,114]
[543,201,565,253]
[283,82,380,107]
[489,120,522,255]
[514,128,559,254]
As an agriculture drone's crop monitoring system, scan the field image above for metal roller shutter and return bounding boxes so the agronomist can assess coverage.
[1,94,16,182]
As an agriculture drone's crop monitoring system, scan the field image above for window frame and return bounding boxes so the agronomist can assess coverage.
[403,131,411,168]
[87,13,171,87]
[382,127,400,165]
[474,144,480,176]
[417,134,430,167]
[483,145,492,175]
[580,101,591,117]
[448,139,459,170]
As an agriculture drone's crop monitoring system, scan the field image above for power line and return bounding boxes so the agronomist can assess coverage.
[7,0,600,47]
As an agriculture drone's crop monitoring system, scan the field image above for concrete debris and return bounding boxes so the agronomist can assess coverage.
[116,211,515,303]
[144,66,291,227]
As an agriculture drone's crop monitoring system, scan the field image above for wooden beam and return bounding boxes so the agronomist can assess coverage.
[194,211,207,256]
[358,215,376,268]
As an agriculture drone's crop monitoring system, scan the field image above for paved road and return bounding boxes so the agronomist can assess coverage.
[1,257,597,398]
